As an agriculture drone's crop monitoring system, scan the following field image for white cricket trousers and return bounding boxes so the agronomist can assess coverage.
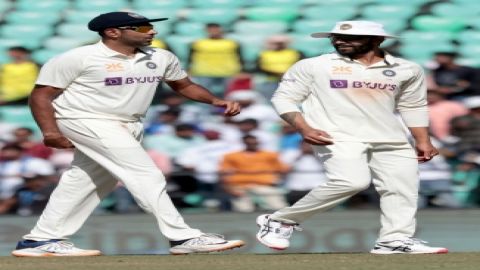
[270,142,419,242]
[24,119,202,241]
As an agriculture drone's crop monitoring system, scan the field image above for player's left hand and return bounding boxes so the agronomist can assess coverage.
[212,99,241,116]
[415,141,439,163]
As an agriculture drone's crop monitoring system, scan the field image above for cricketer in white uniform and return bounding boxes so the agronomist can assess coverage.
[12,12,244,257]
[256,21,448,254]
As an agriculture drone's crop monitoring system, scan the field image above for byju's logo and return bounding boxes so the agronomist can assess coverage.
[105,77,122,86]
[330,80,348,88]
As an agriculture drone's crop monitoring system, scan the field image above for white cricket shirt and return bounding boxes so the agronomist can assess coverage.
[36,41,188,121]
[271,53,429,142]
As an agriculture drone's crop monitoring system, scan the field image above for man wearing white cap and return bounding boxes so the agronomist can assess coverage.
[255,21,448,254]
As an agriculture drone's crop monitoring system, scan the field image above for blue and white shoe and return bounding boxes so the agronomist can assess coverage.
[371,238,448,254]
[12,239,102,257]
[169,234,245,255]
[256,214,302,250]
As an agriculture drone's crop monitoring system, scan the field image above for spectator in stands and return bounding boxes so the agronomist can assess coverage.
[223,118,280,151]
[418,138,460,208]
[427,89,468,141]
[10,127,53,159]
[426,51,480,100]
[188,23,244,94]
[147,91,211,124]
[176,130,241,209]
[280,141,328,205]
[0,47,39,105]
[143,123,206,159]
[219,135,289,212]
[225,90,280,131]
[0,143,55,201]
[144,107,181,135]
[450,96,480,156]
[256,35,304,99]
[0,171,57,216]
[278,121,303,151]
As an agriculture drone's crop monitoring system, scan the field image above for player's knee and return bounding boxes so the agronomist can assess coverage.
[349,180,371,193]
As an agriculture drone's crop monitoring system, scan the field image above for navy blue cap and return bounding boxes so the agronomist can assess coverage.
[88,12,168,32]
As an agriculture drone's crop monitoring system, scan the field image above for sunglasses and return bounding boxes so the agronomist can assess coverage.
[330,35,370,42]
[117,25,154,33]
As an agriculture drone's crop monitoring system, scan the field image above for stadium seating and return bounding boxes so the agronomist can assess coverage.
[190,0,243,8]
[72,0,129,12]
[4,11,62,25]
[15,0,70,11]
[360,4,419,20]
[243,7,300,22]
[131,0,188,10]
[411,15,468,33]
[173,21,206,37]
[233,21,289,35]
[182,8,240,26]
[301,5,358,21]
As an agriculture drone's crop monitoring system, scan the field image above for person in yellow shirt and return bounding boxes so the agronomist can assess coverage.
[220,134,289,212]
[0,47,39,105]
[188,23,244,95]
[256,35,303,99]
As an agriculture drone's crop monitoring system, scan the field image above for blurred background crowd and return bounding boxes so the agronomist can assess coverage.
[0,0,479,216]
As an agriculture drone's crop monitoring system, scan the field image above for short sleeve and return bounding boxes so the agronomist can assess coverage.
[163,52,188,81]
[35,53,84,89]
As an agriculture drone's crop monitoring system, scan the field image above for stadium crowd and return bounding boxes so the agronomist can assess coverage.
[1,13,480,216]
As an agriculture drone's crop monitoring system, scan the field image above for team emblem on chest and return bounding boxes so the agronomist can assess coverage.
[382,70,396,77]
[146,61,157,69]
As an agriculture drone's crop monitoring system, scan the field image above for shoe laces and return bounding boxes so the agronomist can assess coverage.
[264,219,302,239]
[39,241,76,252]
[404,238,428,246]
[181,233,226,246]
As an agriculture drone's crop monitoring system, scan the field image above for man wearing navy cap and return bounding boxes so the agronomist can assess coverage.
[11,11,244,257]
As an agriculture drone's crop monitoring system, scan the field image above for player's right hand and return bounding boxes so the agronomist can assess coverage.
[301,128,334,145]
[43,133,75,149]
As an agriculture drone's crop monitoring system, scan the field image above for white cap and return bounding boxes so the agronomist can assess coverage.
[311,20,398,39]
[463,96,480,109]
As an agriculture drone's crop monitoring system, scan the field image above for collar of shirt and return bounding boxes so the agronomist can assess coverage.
[329,51,397,67]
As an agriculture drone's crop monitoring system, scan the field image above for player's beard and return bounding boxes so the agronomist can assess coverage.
[333,38,376,58]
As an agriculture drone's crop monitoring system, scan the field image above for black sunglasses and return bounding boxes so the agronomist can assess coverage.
[330,35,370,42]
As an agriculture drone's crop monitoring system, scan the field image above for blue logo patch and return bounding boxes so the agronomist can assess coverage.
[330,80,348,88]
[105,77,122,85]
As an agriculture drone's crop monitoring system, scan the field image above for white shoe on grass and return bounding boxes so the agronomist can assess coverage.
[256,214,302,250]
[169,233,244,255]
[12,240,101,257]
[371,238,448,254]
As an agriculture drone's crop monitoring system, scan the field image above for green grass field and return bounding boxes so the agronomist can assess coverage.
[1,253,479,270]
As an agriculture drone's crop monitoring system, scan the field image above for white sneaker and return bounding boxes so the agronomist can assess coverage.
[169,233,244,255]
[256,214,302,250]
[12,240,102,257]
[371,238,448,254]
